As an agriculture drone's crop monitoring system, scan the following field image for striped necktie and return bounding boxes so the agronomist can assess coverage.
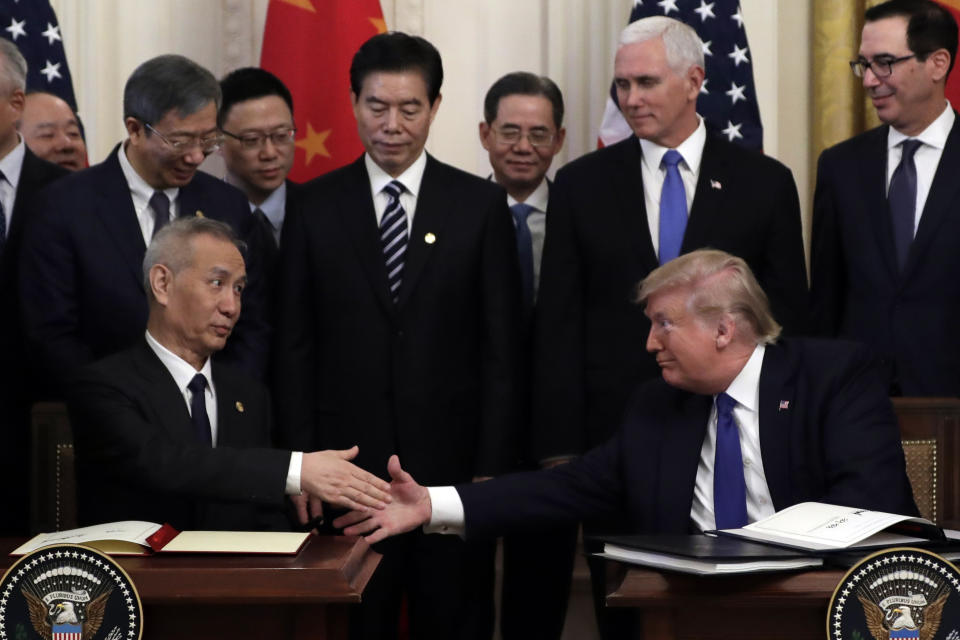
[380,180,408,303]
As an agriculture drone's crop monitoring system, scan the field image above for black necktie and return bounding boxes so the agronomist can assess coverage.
[187,374,212,446]
[510,203,535,307]
[150,191,171,238]
[888,139,922,270]
[254,207,278,249]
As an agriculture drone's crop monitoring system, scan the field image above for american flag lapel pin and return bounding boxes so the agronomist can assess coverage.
[710,179,722,190]
[778,400,790,411]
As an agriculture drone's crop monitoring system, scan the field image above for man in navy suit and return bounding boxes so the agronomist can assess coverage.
[273,32,523,639]
[0,39,69,535]
[335,249,916,636]
[811,0,960,396]
[69,217,390,530]
[19,55,270,397]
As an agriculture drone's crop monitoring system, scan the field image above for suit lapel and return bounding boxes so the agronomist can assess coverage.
[91,146,148,288]
[132,340,196,443]
[860,127,901,280]
[335,158,397,317]
[655,392,712,531]
[397,155,449,308]
[904,114,960,281]
[615,138,659,271]
[757,343,795,510]
[212,365,245,447]
[683,136,726,252]
[178,180,204,220]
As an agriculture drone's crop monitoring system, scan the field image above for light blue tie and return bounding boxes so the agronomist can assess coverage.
[713,392,748,529]
[658,149,687,265]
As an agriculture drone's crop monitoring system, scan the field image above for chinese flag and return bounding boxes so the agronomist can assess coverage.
[260,0,386,182]
[937,1,960,107]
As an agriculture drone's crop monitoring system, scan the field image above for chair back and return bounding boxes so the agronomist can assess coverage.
[30,402,77,532]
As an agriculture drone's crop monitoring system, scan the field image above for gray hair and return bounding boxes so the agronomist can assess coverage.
[619,16,705,76]
[123,54,220,127]
[143,217,245,298]
[0,39,27,95]
[635,249,782,345]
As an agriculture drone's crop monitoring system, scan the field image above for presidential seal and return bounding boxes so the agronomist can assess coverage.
[0,544,142,640]
[827,547,960,640]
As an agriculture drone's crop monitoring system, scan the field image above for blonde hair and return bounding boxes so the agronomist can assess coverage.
[635,249,782,344]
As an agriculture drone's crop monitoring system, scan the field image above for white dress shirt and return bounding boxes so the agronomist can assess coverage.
[506,178,549,297]
[366,151,427,229]
[424,343,777,537]
[118,143,180,246]
[639,117,707,255]
[886,101,955,235]
[0,136,24,234]
[145,330,303,495]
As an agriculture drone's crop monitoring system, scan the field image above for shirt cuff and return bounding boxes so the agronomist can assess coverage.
[423,486,465,537]
[286,451,303,495]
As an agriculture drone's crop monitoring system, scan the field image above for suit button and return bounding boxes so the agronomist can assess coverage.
[397,330,404,338]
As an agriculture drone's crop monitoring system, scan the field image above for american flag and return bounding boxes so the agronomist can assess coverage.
[52,623,82,640]
[599,0,763,150]
[0,0,77,111]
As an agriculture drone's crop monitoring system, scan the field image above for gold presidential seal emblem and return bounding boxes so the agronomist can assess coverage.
[0,544,143,640]
[828,547,960,640]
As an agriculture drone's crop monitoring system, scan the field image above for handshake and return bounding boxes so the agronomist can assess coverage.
[292,449,433,541]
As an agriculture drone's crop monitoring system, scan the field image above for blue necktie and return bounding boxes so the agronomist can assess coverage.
[380,181,408,303]
[187,374,212,446]
[658,149,687,265]
[888,139,922,271]
[150,190,171,238]
[713,392,748,529]
[510,203,535,307]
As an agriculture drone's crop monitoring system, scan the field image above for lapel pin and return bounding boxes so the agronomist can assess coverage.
[424,232,436,244]
[235,401,244,413]
[710,180,722,190]
[778,400,790,411]
[195,210,205,218]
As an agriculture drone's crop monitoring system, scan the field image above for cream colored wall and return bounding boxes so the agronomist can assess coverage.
[50,0,812,242]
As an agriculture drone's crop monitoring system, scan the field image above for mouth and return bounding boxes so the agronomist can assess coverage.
[172,167,196,181]
[212,324,233,337]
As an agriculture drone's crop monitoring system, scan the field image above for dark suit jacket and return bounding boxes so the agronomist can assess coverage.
[532,134,809,462]
[460,339,918,538]
[274,154,523,486]
[811,117,960,396]
[19,145,271,394]
[68,339,290,530]
[0,147,68,534]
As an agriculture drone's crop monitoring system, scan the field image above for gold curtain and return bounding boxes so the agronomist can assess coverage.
[812,0,885,165]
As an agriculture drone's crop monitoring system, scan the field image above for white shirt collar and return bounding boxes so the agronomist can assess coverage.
[505,177,549,213]
[365,151,427,199]
[248,180,287,233]
[0,136,25,190]
[639,116,707,175]
[720,343,766,413]
[118,141,179,205]
[888,101,955,151]
[145,330,214,393]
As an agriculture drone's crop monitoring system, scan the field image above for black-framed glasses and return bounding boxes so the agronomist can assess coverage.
[222,127,297,150]
[849,54,916,78]
[144,123,223,155]
[492,127,555,148]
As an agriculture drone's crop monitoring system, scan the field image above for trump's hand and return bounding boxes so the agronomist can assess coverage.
[333,455,431,543]
[290,493,325,527]
[301,446,391,511]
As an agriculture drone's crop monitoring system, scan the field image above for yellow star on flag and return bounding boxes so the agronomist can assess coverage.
[369,17,387,33]
[278,0,315,12]
[295,122,332,165]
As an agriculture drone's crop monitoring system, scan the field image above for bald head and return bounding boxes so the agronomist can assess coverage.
[20,92,86,170]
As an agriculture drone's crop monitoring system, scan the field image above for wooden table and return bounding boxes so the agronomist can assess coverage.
[1,535,380,640]
[606,564,845,640]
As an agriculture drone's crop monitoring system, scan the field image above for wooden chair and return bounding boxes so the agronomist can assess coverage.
[29,402,77,532]
[892,397,960,527]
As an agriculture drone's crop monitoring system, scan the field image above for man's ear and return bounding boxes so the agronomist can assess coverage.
[149,264,173,306]
[716,313,736,349]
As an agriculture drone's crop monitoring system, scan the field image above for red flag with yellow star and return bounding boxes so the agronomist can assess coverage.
[260,0,386,181]
[935,1,960,108]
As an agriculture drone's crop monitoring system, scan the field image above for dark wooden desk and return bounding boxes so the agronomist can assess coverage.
[606,565,843,639]
[1,535,380,640]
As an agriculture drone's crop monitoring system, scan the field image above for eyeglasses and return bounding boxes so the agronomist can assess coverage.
[221,127,297,150]
[849,54,916,78]
[144,123,223,155]
[492,127,555,148]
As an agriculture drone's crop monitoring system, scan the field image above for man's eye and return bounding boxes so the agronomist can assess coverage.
[211,279,222,287]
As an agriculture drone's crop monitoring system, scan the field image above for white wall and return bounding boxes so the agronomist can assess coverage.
[50,0,811,228]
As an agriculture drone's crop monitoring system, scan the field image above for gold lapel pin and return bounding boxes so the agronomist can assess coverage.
[425,232,436,244]
[235,401,244,413]
[195,210,205,218]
